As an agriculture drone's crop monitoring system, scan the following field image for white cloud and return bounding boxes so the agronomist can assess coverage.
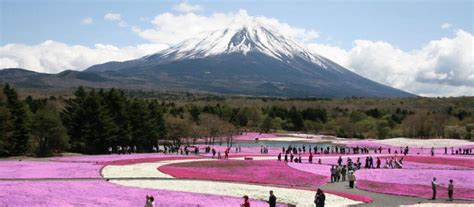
[0,41,168,73]
[172,2,203,13]
[104,13,121,21]
[0,57,19,68]
[441,23,452,29]
[134,9,319,45]
[104,13,127,27]
[307,30,474,97]
[80,17,93,25]
[1,10,471,97]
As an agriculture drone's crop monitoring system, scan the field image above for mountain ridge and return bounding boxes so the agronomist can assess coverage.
[0,17,415,98]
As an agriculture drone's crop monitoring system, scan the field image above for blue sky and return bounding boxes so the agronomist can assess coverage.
[0,0,473,97]
[1,0,472,50]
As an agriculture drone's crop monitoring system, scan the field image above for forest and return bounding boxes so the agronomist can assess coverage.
[1,84,473,157]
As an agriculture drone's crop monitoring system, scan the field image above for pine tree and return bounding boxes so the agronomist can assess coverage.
[80,90,118,154]
[128,99,154,151]
[103,89,131,146]
[30,108,69,157]
[61,86,88,152]
[148,101,166,146]
[3,84,30,155]
[0,89,12,156]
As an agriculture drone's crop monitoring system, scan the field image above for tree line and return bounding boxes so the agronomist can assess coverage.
[1,84,473,157]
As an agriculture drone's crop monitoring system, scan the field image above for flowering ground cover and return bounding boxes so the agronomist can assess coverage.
[0,180,274,207]
[0,160,101,178]
[49,153,177,163]
[286,162,331,182]
[400,156,474,168]
[104,158,364,206]
[1,134,472,206]
[357,180,474,200]
[195,144,282,156]
[356,169,474,200]
[402,161,473,170]
[96,156,199,166]
[159,159,328,187]
[347,138,474,149]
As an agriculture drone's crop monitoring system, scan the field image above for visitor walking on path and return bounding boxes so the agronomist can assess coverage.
[241,195,250,207]
[348,171,356,188]
[268,190,276,207]
[330,166,336,183]
[448,180,454,201]
[314,188,326,207]
[341,165,347,182]
[431,177,438,200]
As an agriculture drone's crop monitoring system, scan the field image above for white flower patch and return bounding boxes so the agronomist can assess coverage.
[102,158,363,206]
[372,138,473,148]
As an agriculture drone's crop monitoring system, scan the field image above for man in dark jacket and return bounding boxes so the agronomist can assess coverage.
[268,190,276,207]
[314,188,325,207]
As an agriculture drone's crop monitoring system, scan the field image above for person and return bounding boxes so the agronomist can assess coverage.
[241,195,250,207]
[330,166,336,183]
[376,157,381,168]
[431,147,435,156]
[341,165,347,182]
[145,195,155,207]
[314,188,326,207]
[448,180,454,201]
[431,177,438,200]
[277,153,281,161]
[268,190,276,207]
[348,171,356,188]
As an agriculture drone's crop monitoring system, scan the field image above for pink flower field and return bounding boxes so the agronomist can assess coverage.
[401,156,474,168]
[357,180,474,200]
[0,181,275,207]
[0,160,101,178]
[356,169,474,200]
[159,160,329,187]
[1,134,473,206]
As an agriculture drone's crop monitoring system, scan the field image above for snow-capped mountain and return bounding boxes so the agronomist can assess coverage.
[142,16,327,68]
[4,16,413,98]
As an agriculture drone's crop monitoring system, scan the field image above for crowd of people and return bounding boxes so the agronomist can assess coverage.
[112,141,466,206]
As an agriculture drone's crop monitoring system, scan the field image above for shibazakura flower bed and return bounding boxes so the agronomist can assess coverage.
[355,169,474,200]
[400,156,474,168]
[104,157,367,206]
[0,160,102,179]
[159,159,328,187]
[0,180,276,207]
[357,180,474,200]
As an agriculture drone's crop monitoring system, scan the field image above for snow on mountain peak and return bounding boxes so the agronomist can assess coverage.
[145,10,326,67]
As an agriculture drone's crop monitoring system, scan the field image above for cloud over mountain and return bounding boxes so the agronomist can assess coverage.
[0,7,472,96]
[307,30,473,97]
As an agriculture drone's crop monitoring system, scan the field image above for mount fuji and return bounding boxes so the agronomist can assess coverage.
[1,15,414,97]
